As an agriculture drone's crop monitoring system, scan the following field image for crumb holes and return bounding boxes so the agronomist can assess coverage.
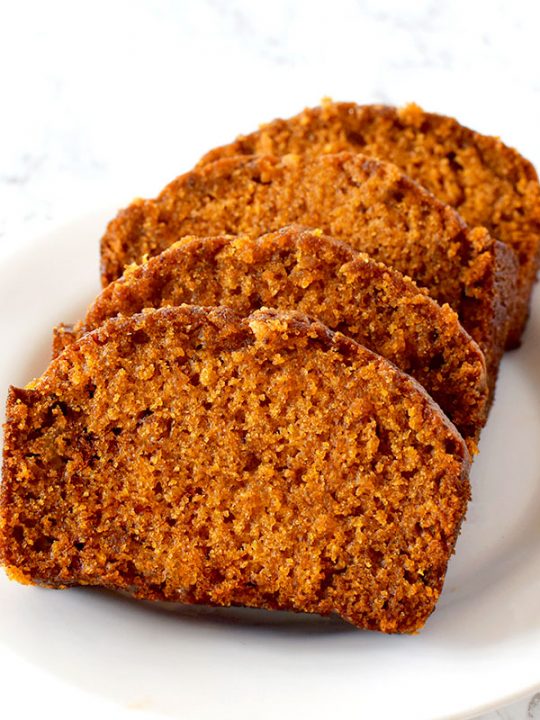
[368,548,384,569]
[53,402,69,419]
[154,481,163,495]
[132,329,150,345]
[251,172,271,186]
[420,567,436,587]
[446,151,463,172]
[166,517,177,527]
[403,569,417,584]
[123,560,138,583]
[161,417,173,436]
[428,353,445,371]
[146,582,166,596]
[432,473,444,492]
[92,332,108,347]
[69,556,82,572]
[111,427,122,436]
[58,402,82,421]
[28,402,65,439]
[189,373,200,387]
[392,190,405,203]
[319,567,335,594]
[136,408,153,424]
[248,291,263,307]
[86,381,97,399]
[208,568,226,585]
[375,423,392,455]
[20,515,37,528]
[12,525,24,542]
[444,437,460,455]
[345,130,366,147]
[234,410,246,423]
[74,541,85,551]
[244,453,261,472]
[33,535,54,553]
[88,454,99,469]
[26,428,44,442]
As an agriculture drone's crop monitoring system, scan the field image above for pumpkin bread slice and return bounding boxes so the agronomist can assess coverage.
[100,152,516,388]
[58,225,488,447]
[1,306,470,633]
[199,101,540,347]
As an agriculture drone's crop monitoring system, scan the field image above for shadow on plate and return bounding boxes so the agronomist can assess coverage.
[88,586,356,635]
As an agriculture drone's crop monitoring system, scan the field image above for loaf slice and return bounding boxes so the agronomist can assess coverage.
[59,226,488,446]
[199,101,540,347]
[100,152,517,387]
[1,306,471,633]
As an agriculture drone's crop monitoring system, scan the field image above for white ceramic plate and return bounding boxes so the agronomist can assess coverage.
[0,211,539,720]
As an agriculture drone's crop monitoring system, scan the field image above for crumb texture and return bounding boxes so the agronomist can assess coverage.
[0,306,470,633]
[199,101,540,345]
[62,226,488,445]
[100,151,517,383]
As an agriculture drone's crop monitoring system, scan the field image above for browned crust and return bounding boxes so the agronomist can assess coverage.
[1,306,470,633]
[100,152,515,390]
[198,101,540,347]
[64,225,488,447]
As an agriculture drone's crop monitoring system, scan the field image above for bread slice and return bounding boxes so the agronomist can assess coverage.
[199,102,540,348]
[59,225,488,447]
[100,152,517,388]
[1,306,470,633]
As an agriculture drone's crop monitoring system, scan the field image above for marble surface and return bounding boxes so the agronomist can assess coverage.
[1,1,539,718]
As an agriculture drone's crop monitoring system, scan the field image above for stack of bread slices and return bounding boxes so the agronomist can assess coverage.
[2,101,539,633]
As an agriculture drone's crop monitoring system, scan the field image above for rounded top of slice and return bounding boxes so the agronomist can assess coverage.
[197,101,540,344]
[200,100,540,263]
[2,305,470,633]
[100,151,513,380]
[66,225,488,446]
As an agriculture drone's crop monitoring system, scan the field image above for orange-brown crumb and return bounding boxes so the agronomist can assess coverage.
[59,225,488,446]
[0,306,470,633]
[100,152,516,389]
[199,101,540,347]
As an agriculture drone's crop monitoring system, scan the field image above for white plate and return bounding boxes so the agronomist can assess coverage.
[1,211,539,720]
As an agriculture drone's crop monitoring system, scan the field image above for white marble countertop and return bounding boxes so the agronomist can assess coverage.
[1,1,539,718]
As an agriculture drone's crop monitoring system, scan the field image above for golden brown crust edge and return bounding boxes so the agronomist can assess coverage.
[198,101,539,348]
[63,226,488,447]
[99,152,513,394]
[1,306,471,633]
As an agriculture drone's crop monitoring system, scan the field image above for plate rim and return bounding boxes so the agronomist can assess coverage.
[0,209,539,720]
